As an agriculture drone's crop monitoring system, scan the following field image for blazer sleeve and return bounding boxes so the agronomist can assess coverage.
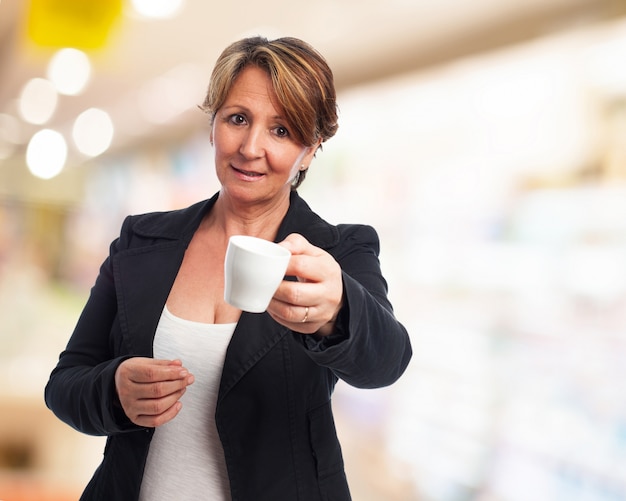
[44,217,141,436]
[300,224,412,389]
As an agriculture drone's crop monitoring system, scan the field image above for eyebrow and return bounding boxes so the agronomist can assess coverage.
[220,105,286,122]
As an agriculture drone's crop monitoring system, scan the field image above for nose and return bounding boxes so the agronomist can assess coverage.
[239,126,266,159]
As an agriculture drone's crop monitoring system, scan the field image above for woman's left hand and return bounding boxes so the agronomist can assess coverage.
[268,233,343,335]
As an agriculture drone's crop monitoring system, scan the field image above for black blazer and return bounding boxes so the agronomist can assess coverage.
[45,191,412,501]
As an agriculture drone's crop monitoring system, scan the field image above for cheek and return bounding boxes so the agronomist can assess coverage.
[263,145,304,174]
[213,129,237,159]
[271,146,308,179]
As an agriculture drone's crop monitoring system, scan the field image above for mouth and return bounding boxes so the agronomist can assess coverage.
[233,165,264,179]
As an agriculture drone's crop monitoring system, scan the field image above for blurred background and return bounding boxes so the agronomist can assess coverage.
[1,0,626,500]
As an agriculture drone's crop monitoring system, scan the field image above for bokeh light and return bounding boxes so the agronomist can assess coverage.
[26,129,67,179]
[18,78,58,125]
[72,108,114,156]
[131,0,184,19]
[47,48,92,96]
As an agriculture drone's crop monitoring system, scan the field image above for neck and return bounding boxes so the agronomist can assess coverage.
[204,190,292,241]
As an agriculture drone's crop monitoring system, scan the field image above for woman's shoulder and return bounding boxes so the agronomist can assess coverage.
[335,223,379,243]
[121,196,217,241]
[289,193,379,249]
[332,223,380,258]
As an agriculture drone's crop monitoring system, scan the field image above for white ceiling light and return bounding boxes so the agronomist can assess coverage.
[72,108,114,156]
[47,48,92,96]
[131,0,184,19]
[18,78,58,125]
[26,129,67,179]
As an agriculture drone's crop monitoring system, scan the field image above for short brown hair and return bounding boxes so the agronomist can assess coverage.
[201,36,339,187]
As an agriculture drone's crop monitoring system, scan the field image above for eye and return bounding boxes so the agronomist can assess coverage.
[273,125,290,138]
[228,113,247,126]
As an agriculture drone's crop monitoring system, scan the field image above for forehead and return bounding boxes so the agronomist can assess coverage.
[225,66,279,109]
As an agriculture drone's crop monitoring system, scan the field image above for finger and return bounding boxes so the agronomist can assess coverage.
[278,233,326,258]
[267,305,322,335]
[150,400,184,427]
[130,377,194,400]
[273,278,320,306]
[268,294,311,320]
[279,234,341,284]
[116,360,194,407]
[134,398,184,428]
[277,233,309,254]
[116,378,192,421]
[284,254,328,283]
[125,359,191,384]
[135,386,187,414]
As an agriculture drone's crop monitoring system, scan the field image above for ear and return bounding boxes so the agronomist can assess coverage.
[302,138,322,166]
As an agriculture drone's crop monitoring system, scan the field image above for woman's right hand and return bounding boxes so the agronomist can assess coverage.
[114,357,194,427]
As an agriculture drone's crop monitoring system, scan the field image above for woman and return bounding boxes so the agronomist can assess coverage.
[45,36,412,501]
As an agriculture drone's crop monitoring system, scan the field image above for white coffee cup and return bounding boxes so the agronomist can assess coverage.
[224,235,291,313]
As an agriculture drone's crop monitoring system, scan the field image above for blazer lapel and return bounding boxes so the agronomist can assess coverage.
[114,240,187,357]
[112,196,214,357]
[218,312,290,401]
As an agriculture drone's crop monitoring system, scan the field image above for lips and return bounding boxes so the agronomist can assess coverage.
[233,166,263,178]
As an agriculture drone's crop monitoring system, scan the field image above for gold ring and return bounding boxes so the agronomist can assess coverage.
[301,306,309,323]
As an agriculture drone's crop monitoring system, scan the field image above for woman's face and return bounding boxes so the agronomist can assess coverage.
[212,65,317,208]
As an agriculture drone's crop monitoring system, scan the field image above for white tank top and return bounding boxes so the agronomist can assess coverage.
[138,306,236,501]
